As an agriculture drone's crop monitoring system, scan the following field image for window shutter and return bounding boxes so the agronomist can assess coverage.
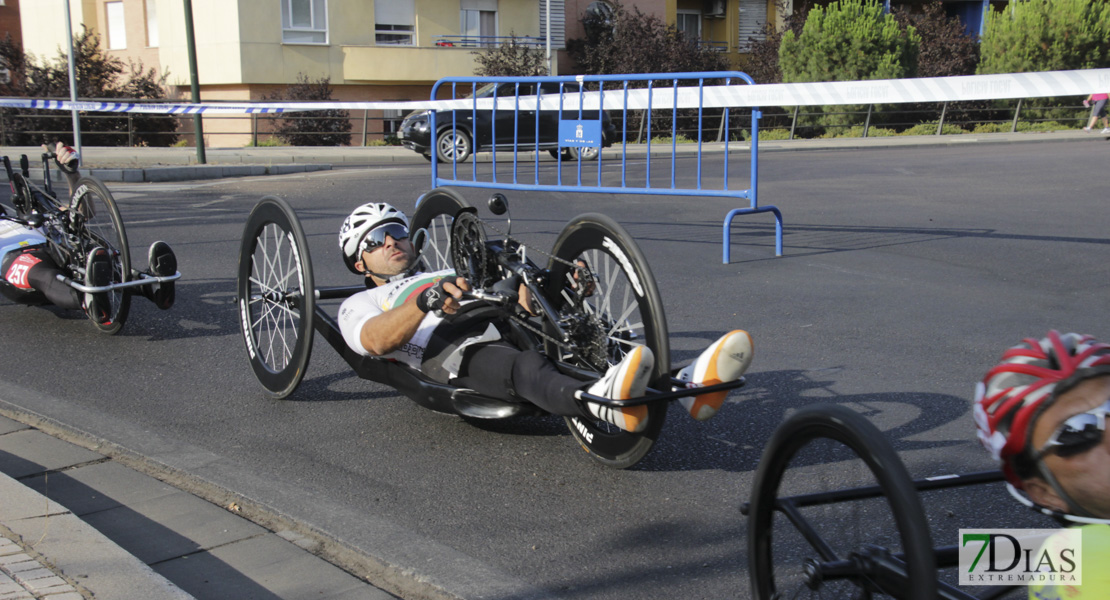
[539,0,565,49]
[737,0,767,51]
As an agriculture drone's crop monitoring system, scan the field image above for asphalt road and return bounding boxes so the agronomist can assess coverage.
[1,141,1107,599]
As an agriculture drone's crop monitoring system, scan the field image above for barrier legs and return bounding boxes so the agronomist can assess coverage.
[723,205,783,262]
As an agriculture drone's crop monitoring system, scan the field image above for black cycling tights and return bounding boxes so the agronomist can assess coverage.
[1,249,82,310]
[450,342,586,417]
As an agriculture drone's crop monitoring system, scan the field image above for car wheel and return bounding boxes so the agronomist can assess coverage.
[422,153,432,162]
[568,146,600,161]
[436,129,472,164]
[548,149,563,160]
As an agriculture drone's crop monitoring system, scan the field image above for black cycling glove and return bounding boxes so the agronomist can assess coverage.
[415,279,453,313]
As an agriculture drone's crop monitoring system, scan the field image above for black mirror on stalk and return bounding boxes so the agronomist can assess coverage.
[488,193,510,243]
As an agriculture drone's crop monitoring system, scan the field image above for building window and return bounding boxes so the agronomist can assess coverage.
[282,0,328,44]
[460,0,497,46]
[383,107,404,135]
[375,0,415,46]
[106,2,127,50]
[676,10,701,42]
[145,0,159,47]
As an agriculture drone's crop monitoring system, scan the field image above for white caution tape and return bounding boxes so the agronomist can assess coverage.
[1,69,1106,114]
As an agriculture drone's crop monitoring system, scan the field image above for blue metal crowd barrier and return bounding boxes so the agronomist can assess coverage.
[426,72,784,259]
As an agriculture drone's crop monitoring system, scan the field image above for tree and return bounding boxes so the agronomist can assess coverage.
[891,2,984,132]
[473,35,548,76]
[978,0,1110,75]
[892,1,978,79]
[264,74,352,146]
[779,0,920,130]
[0,27,178,146]
[780,0,920,84]
[566,0,727,76]
[979,0,1110,125]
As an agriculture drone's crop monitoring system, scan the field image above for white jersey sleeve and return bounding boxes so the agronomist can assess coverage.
[336,270,455,369]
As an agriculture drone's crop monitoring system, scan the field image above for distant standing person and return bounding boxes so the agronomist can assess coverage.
[1082,92,1109,134]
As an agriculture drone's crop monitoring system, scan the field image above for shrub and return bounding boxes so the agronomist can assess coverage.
[742,0,813,85]
[263,74,351,146]
[473,35,548,76]
[0,28,179,146]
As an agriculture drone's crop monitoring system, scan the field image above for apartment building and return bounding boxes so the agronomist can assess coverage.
[19,0,550,145]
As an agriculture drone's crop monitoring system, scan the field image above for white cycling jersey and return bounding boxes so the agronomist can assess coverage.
[338,269,456,368]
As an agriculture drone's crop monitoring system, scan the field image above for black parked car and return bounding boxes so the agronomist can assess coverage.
[398,82,616,163]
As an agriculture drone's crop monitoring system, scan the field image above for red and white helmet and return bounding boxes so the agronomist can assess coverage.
[974,330,1110,487]
[338,202,409,274]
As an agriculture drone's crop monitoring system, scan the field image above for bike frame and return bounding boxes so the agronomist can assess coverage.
[303,229,746,419]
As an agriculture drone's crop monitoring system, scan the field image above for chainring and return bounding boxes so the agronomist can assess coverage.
[450,210,497,288]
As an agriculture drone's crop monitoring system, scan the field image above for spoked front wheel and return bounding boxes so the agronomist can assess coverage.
[410,187,471,273]
[237,196,315,398]
[546,214,670,469]
[70,177,131,334]
[747,404,936,600]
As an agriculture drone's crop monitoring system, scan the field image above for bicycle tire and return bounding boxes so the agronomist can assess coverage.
[8,173,36,218]
[747,404,937,600]
[545,214,670,469]
[237,196,315,398]
[410,187,470,273]
[70,177,132,335]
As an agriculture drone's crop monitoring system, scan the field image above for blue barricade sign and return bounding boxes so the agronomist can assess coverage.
[559,119,602,148]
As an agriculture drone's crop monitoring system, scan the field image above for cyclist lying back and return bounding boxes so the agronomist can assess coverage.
[336,201,753,432]
[0,142,177,323]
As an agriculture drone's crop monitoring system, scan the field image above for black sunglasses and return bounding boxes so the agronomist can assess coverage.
[1035,399,1110,459]
[360,222,409,254]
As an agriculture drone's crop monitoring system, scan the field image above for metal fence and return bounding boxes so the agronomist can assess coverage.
[426,72,784,259]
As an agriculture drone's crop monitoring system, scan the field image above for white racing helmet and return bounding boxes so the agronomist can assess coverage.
[338,202,409,274]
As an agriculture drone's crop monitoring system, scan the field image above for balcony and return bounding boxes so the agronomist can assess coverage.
[342,38,557,84]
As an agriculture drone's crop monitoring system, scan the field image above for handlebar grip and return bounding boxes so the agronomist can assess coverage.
[2,157,11,179]
[19,155,29,177]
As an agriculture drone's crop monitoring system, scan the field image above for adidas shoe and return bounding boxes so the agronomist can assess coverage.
[83,246,112,324]
[582,345,654,433]
[676,330,753,421]
[145,241,176,310]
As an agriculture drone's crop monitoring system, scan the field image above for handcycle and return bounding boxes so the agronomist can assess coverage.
[236,187,746,468]
[742,403,1029,599]
[1,151,179,334]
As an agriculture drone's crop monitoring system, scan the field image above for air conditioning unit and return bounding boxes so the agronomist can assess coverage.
[704,0,726,18]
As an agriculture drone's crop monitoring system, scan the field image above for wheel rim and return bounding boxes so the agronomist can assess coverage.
[438,132,467,161]
[246,222,305,373]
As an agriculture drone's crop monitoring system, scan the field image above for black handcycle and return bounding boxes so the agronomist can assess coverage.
[2,152,178,334]
[743,403,1027,599]
[236,188,746,468]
